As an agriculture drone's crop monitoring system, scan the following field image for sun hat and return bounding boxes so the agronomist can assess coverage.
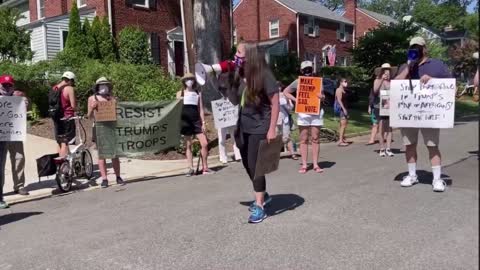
[300,61,313,70]
[409,36,426,47]
[181,73,196,81]
[381,63,392,69]
[95,77,111,85]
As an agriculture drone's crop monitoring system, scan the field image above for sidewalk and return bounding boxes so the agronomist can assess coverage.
[3,134,225,205]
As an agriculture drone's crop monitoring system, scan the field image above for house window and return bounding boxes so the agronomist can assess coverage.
[77,0,87,7]
[337,23,346,42]
[304,16,318,37]
[132,0,149,8]
[60,30,69,50]
[37,0,45,19]
[269,19,279,38]
[150,33,160,65]
[336,56,347,67]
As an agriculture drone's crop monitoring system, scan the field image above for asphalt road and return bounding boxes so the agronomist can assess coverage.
[0,119,478,270]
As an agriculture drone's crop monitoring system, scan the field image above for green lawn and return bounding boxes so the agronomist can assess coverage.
[290,95,478,142]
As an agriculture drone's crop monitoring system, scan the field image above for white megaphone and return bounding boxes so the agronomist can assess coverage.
[195,60,236,86]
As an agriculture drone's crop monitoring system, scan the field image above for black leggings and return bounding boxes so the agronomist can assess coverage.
[240,133,266,192]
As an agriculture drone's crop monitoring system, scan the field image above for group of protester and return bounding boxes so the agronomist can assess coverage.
[0,36,476,224]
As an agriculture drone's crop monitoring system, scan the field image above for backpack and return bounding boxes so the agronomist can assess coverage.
[48,85,64,120]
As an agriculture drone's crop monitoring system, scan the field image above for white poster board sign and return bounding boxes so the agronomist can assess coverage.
[0,96,27,141]
[390,79,456,128]
[211,98,239,129]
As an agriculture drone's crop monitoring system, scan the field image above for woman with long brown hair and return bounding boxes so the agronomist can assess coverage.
[227,42,279,224]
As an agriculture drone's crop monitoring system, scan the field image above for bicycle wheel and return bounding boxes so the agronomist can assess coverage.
[320,128,339,143]
[82,150,94,179]
[55,161,72,192]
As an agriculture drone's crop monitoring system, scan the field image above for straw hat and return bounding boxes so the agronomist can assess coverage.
[181,73,196,81]
[95,77,111,85]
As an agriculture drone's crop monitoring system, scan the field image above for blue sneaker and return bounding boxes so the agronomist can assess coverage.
[248,205,267,224]
[248,192,272,212]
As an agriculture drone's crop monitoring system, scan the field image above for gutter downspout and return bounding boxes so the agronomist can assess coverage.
[296,14,300,59]
[107,0,113,33]
[180,0,189,72]
[230,0,233,46]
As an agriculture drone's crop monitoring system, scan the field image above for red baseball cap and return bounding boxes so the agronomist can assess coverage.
[0,75,15,85]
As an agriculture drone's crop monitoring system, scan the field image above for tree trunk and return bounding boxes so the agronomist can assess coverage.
[193,0,222,111]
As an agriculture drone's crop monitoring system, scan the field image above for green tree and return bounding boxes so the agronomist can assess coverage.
[0,7,33,62]
[118,26,151,65]
[448,39,478,78]
[351,21,419,73]
[424,37,448,62]
[97,17,117,62]
[310,0,344,11]
[63,2,86,60]
[82,18,98,59]
[412,0,466,31]
[360,0,416,19]
[464,13,479,40]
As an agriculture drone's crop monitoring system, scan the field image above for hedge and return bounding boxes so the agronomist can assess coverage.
[0,60,180,117]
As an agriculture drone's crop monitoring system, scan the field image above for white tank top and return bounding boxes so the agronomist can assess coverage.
[183,90,199,106]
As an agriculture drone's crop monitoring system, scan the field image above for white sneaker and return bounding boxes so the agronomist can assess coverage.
[385,149,394,157]
[432,179,446,192]
[401,175,419,187]
[379,149,386,157]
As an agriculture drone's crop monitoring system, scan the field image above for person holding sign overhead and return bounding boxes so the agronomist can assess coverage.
[177,73,214,177]
[88,77,125,188]
[226,42,279,223]
[284,61,325,174]
[395,36,452,192]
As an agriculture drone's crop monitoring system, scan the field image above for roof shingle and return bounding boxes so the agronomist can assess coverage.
[276,0,353,25]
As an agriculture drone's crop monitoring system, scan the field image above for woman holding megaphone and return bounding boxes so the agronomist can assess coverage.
[226,42,280,224]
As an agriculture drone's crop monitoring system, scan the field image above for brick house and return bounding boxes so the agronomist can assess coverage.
[343,0,397,45]
[233,0,354,69]
[1,0,232,77]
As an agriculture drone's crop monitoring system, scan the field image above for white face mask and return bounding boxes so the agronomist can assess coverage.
[0,84,13,96]
[98,85,111,96]
[185,80,194,88]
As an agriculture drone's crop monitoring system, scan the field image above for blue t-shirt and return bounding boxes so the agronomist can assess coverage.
[399,58,451,79]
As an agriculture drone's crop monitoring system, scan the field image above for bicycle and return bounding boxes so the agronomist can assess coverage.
[54,115,94,192]
[319,127,339,143]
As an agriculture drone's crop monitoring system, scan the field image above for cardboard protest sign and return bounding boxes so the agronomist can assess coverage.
[95,100,117,122]
[390,79,456,128]
[254,136,283,179]
[211,98,238,129]
[295,76,322,115]
[96,99,182,158]
[0,96,27,141]
[379,90,390,116]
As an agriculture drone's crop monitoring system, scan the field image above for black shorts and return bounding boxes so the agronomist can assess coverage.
[53,119,76,144]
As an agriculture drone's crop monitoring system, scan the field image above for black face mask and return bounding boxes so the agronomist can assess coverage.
[301,67,313,76]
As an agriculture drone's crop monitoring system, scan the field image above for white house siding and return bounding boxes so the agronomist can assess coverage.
[45,11,96,60]
[30,26,46,63]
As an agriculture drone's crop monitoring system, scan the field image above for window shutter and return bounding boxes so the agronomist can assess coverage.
[336,29,341,40]
[304,23,309,35]
[149,0,157,10]
[125,0,133,7]
[151,33,160,65]
[314,25,320,37]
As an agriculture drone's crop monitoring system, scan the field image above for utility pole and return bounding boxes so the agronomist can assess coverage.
[181,0,196,73]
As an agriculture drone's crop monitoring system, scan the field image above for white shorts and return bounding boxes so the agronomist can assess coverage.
[297,109,324,127]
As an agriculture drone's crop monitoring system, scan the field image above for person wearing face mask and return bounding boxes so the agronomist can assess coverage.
[88,77,125,188]
[395,36,452,192]
[51,71,77,158]
[0,75,29,197]
[176,73,214,177]
[335,78,349,147]
[284,61,325,174]
[372,63,394,157]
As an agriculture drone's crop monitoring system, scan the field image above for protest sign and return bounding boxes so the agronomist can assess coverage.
[390,79,456,128]
[379,90,390,116]
[211,98,238,129]
[295,76,322,115]
[0,96,27,141]
[95,100,117,122]
[96,100,182,158]
[254,136,283,179]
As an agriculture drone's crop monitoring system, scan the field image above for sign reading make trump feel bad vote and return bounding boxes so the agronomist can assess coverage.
[390,79,456,128]
[0,96,27,141]
[295,76,322,115]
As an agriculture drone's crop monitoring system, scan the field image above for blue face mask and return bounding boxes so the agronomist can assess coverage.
[234,55,245,68]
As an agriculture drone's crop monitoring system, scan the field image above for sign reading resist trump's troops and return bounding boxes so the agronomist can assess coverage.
[95,100,182,158]
[211,98,238,129]
[390,79,456,128]
[0,96,27,141]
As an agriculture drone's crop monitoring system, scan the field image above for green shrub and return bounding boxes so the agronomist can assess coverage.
[270,52,300,85]
[319,66,371,94]
[118,26,151,65]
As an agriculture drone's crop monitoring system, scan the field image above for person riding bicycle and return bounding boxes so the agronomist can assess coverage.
[87,77,125,188]
[284,61,325,174]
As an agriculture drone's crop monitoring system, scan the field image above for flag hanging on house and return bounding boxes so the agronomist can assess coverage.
[328,46,336,67]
